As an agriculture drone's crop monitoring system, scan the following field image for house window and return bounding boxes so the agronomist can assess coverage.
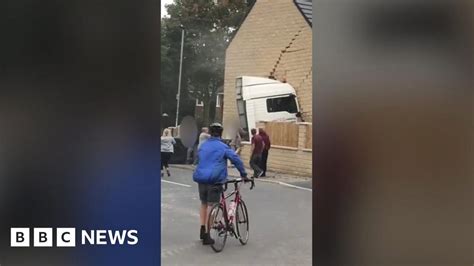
[266,95,298,113]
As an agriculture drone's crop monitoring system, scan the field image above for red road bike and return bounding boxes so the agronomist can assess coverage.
[208,177,255,252]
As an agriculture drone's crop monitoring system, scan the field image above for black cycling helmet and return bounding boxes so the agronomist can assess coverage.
[209,122,223,137]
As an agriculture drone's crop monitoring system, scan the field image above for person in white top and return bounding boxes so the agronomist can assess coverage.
[161,128,176,177]
[197,127,210,150]
[193,127,210,165]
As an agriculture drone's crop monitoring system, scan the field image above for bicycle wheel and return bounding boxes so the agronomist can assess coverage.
[208,203,227,252]
[235,199,249,245]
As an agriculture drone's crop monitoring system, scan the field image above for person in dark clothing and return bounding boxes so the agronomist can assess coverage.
[258,128,271,177]
[250,128,264,178]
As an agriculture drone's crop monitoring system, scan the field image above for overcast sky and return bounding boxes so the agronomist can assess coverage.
[161,0,174,18]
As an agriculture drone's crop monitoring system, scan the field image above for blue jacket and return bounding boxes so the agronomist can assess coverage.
[193,137,247,184]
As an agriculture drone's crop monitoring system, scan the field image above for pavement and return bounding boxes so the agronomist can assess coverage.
[161,166,312,266]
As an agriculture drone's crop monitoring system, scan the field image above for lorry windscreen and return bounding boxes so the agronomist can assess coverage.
[266,95,298,113]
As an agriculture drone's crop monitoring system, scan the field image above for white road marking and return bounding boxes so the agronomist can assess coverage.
[167,165,312,191]
[258,179,312,192]
[161,179,192,188]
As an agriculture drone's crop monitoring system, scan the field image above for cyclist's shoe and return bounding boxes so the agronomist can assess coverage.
[200,226,205,240]
[202,233,215,245]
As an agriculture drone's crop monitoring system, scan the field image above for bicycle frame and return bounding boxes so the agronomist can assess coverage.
[220,181,243,237]
[209,178,254,252]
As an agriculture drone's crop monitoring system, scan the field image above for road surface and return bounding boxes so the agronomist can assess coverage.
[161,166,312,266]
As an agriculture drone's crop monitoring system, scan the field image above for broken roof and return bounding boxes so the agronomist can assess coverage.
[294,0,312,27]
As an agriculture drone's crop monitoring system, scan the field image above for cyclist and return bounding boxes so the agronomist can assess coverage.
[193,122,248,245]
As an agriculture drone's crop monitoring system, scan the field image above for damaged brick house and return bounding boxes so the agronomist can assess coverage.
[222,0,313,176]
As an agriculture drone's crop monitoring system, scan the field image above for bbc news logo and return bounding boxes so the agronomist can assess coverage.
[10,228,138,247]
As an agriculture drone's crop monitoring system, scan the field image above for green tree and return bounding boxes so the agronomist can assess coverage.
[161,0,254,127]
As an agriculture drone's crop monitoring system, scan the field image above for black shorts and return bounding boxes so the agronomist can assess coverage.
[198,183,223,205]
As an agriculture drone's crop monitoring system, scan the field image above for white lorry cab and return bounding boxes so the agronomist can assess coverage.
[235,76,300,135]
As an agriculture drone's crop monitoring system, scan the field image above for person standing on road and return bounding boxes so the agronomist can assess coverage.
[193,123,248,245]
[258,128,271,177]
[197,127,210,150]
[194,127,210,165]
[250,128,264,178]
[161,128,176,177]
[231,128,244,156]
[228,128,244,168]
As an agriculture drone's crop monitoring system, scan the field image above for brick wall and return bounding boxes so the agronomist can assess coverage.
[222,0,312,137]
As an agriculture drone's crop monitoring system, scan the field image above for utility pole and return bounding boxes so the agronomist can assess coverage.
[175,25,185,127]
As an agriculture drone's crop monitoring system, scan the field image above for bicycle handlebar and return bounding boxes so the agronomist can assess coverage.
[223,177,255,191]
